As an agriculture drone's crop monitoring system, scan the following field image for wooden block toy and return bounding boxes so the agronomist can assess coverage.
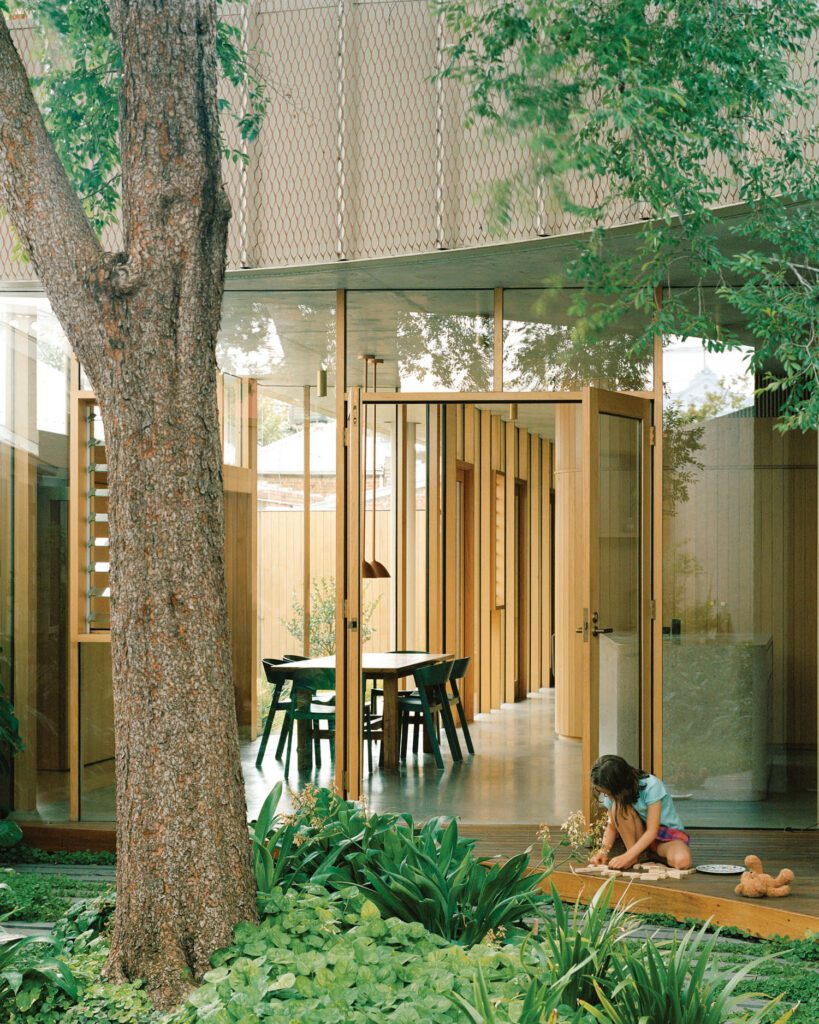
[571,863,696,882]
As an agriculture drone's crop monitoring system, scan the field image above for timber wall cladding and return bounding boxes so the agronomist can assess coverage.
[662,417,817,788]
[554,405,584,740]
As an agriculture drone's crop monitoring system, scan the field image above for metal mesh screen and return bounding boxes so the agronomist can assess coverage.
[2,5,817,281]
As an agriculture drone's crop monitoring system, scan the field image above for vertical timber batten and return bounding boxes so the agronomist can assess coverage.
[493,288,503,391]
[68,357,82,819]
[652,285,664,778]
[504,419,516,702]
[303,385,311,657]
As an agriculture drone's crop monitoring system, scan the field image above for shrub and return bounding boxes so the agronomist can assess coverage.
[0,822,21,851]
[252,785,550,944]
[582,924,795,1024]
[0,932,76,1015]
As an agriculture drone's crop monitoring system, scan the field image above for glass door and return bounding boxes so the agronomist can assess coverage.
[582,387,652,814]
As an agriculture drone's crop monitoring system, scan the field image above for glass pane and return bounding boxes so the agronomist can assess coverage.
[361,399,582,828]
[663,337,817,828]
[222,374,243,467]
[347,291,493,392]
[405,408,428,650]
[363,404,395,652]
[219,291,338,816]
[80,643,115,821]
[218,291,337,382]
[597,412,642,768]
[0,297,71,822]
[503,289,653,392]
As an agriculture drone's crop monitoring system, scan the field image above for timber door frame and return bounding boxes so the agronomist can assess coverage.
[339,389,655,806]
[581,386,653,819]
[455,463,476,717]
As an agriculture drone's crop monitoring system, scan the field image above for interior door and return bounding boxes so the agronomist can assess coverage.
[582,387,652,815]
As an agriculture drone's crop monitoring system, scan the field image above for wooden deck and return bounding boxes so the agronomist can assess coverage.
[461,825,819,940]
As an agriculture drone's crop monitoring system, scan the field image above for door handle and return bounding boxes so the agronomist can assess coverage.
[593,626,613,636]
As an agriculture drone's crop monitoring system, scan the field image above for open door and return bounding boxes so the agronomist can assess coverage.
[582,387,652,817]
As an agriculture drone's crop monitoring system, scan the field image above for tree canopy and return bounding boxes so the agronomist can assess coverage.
[437,0,819,429]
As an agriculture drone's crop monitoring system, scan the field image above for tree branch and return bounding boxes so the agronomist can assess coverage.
[0,14,113,380]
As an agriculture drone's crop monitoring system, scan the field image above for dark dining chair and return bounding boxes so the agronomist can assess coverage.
[370,650,425,713]
[256,658,295,767]
[446,656,475,755]
[363,704,384,775]
[398,661,461,769]
[283,667,336,778]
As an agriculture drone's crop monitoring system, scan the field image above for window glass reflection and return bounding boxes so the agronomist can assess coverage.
[503,289,653,392]
[347,291,493,392]
[662,335,817,828]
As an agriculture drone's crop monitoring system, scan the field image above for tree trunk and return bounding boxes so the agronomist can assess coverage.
[0,2,258,1010]
[102,335,256,1007]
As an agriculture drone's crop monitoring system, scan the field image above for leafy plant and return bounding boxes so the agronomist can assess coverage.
[282,575,380,656]
[525,883,634,1009]
[0,942,160,1024]
[582,924,795,1024]
[0,931,77,1014]
[169,884,548,1024]
[451,963,591,1023]
[250,783,346,896]
[0,845,115,867]
[0,683,23,776]
[0,823,21,852]
[251,785,550,944]
[358,816,548,946]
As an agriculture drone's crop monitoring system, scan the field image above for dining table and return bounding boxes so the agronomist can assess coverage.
[283,651,453,770]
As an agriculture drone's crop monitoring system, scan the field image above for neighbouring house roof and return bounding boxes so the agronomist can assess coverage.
[258,422,393,476]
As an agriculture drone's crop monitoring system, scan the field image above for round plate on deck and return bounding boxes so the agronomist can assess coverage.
[695,863,745,875]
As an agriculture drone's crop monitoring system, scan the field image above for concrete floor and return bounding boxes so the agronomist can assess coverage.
[243,688,583,824]
[29,687,816,829]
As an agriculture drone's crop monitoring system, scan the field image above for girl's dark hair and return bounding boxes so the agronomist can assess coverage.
[590,755,649,813]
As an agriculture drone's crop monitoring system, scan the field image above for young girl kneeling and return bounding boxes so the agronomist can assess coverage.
[589,754,692,871]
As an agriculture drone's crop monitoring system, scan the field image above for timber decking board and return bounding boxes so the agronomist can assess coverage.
[461,824,819,938]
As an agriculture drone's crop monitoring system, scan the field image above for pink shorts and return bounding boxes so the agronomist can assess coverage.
[651,825,690,851]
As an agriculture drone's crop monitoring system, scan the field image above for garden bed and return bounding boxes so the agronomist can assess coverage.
[0,788,815,1023]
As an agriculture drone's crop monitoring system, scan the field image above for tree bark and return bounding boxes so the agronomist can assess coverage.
[0,3,257,1010]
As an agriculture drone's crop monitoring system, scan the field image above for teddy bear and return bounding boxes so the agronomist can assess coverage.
[734,855,794,898]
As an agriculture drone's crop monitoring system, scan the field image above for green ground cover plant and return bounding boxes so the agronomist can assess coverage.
[0,788,813,1022]
[0,870,112,922]
[0,843,116,866]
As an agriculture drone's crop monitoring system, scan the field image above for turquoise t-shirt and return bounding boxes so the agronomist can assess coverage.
[599,774,685,830]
